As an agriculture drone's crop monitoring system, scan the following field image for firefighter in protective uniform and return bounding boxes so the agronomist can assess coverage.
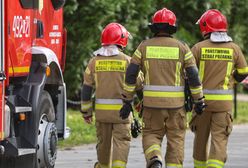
[120,8,205,168]
[81,23,143,168]
[190,9,248,168]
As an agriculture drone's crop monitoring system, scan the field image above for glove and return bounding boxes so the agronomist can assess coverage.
[80,110,93,124]
[194,97,207,115]
[83,115,93,124]
[120,101,133,120]
[131,118,142,138]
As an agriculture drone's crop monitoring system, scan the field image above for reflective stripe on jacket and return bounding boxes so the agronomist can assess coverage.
[95,99,123,111]
[192,39,248,112]
[124,36,203,108]
[83,52,132,123]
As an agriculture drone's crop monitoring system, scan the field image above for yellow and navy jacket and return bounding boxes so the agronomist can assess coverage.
[191,39,248,112]
[81,51,143,123]
[123,35,203,109]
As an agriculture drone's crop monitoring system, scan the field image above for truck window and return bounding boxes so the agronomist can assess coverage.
[51,0,66,10]
[19,0,38,9]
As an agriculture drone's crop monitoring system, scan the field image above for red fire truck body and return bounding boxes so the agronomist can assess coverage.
[0,0,67,167]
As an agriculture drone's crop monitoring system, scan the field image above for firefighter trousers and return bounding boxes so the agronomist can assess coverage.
[95,122,131,168]
[190,111,233,168]
[142,107,186,168]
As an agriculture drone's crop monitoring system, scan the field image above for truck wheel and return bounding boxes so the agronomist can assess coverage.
[37,91,57,168]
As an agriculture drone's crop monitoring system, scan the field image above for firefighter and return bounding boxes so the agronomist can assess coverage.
[190,9,248,168]
[81,22,142,168]
[120,8,205,168]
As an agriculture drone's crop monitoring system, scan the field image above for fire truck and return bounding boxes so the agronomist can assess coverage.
[0,0,67,167]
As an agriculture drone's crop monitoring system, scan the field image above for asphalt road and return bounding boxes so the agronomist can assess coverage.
[237,94,248,102]
[56,124,248,168]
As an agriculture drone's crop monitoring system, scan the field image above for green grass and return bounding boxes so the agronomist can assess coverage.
[59,101,248,147]
[187,101,248,124]
[234,101,248,124]
[58,109,96,148]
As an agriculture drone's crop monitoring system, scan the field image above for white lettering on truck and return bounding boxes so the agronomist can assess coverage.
[50,25,61,44]
[12,16,30,38]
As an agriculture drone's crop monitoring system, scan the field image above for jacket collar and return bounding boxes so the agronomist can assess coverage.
[93,45,120,57]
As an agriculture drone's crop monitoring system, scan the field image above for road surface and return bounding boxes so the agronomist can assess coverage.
[56,124,248,168]
[237,94,248,102]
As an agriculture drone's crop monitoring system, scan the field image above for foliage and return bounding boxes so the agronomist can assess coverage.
[63,0,156,97]
[233,101,248,124]
[63,0,248,98]
[58,110,96,147]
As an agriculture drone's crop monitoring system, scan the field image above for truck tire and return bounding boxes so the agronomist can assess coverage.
[36,91,57,168]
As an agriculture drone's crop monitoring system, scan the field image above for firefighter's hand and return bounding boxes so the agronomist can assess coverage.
[194,97,207,115]
[80,110,93,124]
[120,101,133,120]
[83,115,93,124]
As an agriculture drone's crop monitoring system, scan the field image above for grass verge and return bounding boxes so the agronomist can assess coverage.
[58,110,96,148]
[234,101,248,124]
[187,101,248,124]
[59,101,248,147]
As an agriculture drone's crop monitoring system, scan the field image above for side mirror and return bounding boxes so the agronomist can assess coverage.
[51,0,66,10]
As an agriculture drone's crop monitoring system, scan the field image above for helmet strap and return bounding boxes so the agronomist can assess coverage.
[203,33,211,39]
[149,23,177,35]
[117,45,124,51]
[154,32,172,38]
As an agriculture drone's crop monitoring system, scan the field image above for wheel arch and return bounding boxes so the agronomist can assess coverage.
[31,47,67,139]
[10,46,67,150]
[31,46,64,85]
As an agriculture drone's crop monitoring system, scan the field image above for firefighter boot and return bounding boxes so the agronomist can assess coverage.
[150,160,162,168]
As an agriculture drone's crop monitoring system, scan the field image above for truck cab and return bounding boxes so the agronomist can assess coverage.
[0,0,67,167]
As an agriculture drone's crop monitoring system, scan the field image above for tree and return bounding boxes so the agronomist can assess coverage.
[64,0,156,98]
[64,0,248,98]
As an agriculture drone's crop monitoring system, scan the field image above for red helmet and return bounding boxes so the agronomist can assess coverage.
[152,8,176,26]
[101,23,129,48]
[197,9,228,36]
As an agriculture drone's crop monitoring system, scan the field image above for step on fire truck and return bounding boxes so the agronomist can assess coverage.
[0,0,68,167]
